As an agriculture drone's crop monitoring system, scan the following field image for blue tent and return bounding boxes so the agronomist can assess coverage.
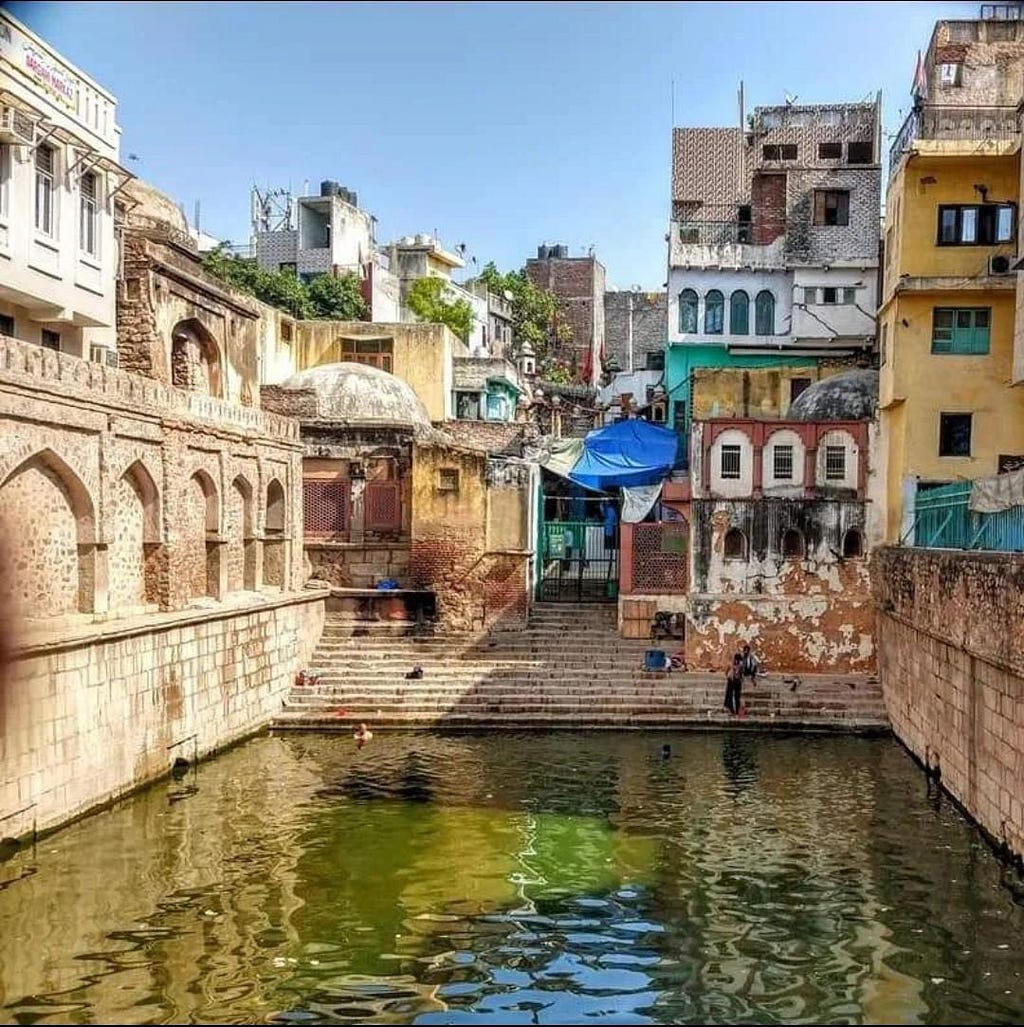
[568,419,679,491]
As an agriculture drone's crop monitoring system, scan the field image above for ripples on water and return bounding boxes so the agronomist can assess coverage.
[1,732,1023,1025]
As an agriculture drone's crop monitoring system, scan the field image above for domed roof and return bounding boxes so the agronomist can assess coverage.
[278,362,431,428]
[788,369,878,422]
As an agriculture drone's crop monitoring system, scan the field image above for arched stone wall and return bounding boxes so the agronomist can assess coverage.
[171,318,223,398]
[227,475,256,591]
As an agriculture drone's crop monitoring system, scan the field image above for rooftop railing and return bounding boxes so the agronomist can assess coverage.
[888,104,1019,178]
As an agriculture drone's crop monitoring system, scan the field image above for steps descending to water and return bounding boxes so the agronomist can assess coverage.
[272,603,889,733]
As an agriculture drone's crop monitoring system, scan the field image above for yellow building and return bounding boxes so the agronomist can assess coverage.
[878,13,1024,542]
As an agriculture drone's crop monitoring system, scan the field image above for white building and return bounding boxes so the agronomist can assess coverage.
[0,9,131,359]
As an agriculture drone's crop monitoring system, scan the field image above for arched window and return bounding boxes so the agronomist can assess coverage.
[781,528,805,558]
[704,290,724,334]
[755,290,775,335]
[678,289,698,334]
[724,528,748,561]
[843,528,864,558]
[730,290,749,335]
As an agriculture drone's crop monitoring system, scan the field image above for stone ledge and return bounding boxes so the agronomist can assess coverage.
[13,587,329,659]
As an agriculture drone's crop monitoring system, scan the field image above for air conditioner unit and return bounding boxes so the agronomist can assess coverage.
[989,254,1014,275]
[0,107,35,146]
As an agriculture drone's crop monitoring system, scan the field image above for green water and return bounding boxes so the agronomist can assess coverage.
[1,732,1023,1025]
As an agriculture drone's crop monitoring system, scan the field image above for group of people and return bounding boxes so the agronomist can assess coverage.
[724,645,760,717]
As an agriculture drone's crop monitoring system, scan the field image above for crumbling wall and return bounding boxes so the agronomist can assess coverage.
[874,547,1024,857]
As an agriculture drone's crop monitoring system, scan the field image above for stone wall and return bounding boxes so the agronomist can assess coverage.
[874,547,1024,856]
[1,594,324,838]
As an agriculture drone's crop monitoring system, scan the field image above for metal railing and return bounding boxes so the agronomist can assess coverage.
[889,104,1019,177]
[911,479,1024,551]
[677,221,756,247]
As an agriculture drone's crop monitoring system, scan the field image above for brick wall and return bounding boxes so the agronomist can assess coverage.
[0,594,324,838]
[874,547,1024,856]
[603,291,667,372]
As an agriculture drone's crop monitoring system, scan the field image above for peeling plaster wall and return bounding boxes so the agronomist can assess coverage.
[875,547,1024,857]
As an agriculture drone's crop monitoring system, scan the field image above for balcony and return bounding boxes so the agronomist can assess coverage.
[888,105,1019,179]
[670,221,787,270]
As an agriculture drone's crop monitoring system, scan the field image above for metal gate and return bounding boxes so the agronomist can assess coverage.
[537,508,619,603]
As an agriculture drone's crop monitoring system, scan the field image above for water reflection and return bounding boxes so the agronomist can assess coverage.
[0,732,1021,1024]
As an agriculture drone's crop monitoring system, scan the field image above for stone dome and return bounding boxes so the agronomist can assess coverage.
[278,362,431,428]
[788,369,878,422]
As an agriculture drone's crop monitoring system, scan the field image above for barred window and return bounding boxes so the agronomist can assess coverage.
[720,445,741,480]
[303,478,350,538]
[773,445,794,480]
[365,481,402,531]
[825,445,846,481]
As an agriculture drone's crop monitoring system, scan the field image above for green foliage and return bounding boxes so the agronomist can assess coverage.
[201,247,366,321]
[477,261,570,364]
[540,359,574,385]
[405,276,474,341]
[305,271,367,320]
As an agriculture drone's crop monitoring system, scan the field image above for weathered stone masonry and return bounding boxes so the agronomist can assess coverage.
[0,333,324,837]
[875,547,1024,858]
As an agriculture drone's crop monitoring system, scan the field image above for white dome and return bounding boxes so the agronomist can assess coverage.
[278,362,431,428]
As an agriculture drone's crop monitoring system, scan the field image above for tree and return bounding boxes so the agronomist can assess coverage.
[477,262,571,364]
[306,271,367,320]
[405,276,474,341]
[201,247,367,321]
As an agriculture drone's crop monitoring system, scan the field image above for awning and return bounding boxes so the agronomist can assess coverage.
[569,419,679,491]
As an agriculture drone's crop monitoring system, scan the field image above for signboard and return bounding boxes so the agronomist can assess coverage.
[0,15,79,113]
[548,528,566,558]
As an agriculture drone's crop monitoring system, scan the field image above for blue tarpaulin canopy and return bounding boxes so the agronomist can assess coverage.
[567,419,679,491]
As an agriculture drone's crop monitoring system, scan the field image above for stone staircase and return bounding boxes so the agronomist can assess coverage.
[272,603,889,733]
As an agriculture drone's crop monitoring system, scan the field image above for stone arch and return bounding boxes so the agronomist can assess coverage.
[263,477,287,589]
[109,460,162,612]
[724,527,748,561]
[842,527,864,558]
[171,318,223,398]
[185,470,220,599]
[0,448,97,618]
[227,474,257,591]
[781,527,805,559]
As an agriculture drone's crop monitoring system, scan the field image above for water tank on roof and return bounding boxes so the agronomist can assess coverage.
[552,244,569,258]
[537,244,550,259]
[415,233,430,245]
[320,180,341,197]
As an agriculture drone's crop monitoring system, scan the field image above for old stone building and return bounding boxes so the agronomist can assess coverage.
[263,361,534,634]
[603,290,667,374]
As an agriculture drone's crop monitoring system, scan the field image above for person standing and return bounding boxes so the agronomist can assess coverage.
[724,652,743,716]
[741,644,760,688]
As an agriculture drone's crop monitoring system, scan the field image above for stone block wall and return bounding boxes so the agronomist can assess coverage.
[874,547,1024,856]
[1,594,324,838]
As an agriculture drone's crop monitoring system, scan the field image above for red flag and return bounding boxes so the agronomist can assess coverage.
[912,50,928,101]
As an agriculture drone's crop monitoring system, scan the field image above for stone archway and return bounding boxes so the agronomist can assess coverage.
[227,474,256,591]
[184,470,220,599]
[263,478,287,589]
[170,318,223,398]
[109,460,162,611]
[0,448,97,619]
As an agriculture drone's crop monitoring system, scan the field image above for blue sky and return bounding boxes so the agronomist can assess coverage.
[12,1,975,288]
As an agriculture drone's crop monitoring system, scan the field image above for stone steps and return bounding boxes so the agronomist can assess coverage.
[275,609,888,733]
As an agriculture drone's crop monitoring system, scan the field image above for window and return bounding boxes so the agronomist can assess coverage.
[0,313,12,337]
[704,289,724,334]
[931,307,990,354]
[773,445,794,480]
[485,393,508,421]
[720,444,741,480]
[847,141,874,164]
[822,286,839,304]
[438,467,460,492]
[645,351,665,371]
[303,478,350,538]
[456,391,481,419]
[35,144,55,236]
[41,329,61,351]
[755,290,775,335]
[762,143,798,160]
[818,142,842,160]
[730,290,749,335]
[842,528,864,558]
[340,337,393,372]
[939,413,972,457]
[937,203,1015,245]
[939,62,963,86]
[0,143,9,218]
[790,377,811,404]
[825,445,847,481]
[724,528,747,560]
[814,190,850,226]
[79,171,98,256]
[280,320,294,343]
[678,288,698,333]
[781,528,805,558]
[673,402,686,433]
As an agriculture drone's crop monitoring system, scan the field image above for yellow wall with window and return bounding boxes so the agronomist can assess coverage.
[878,141,1024,541]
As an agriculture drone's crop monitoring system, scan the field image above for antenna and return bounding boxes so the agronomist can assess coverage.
[194,199,200,232]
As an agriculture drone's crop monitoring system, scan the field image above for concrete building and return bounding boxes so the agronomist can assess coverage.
[0,9,132,360]
[879,6,1024,542]
[666,99,881,449]
[452,356,523,423]
[603,289,667,375]
[525,245,606,386]
[465,278,515,359]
